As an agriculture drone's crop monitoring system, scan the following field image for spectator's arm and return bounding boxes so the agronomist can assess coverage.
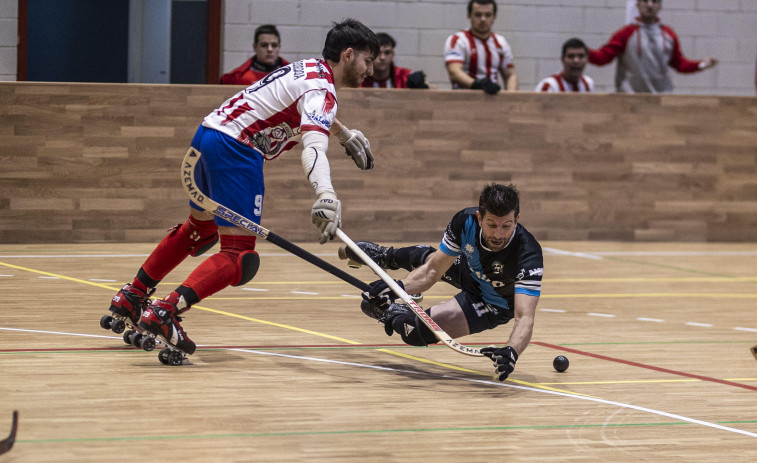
[501,66,518,91]
[588,25,636,66]
[446,61,476,89]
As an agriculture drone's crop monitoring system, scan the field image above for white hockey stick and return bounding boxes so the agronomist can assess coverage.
[335,229,482,357]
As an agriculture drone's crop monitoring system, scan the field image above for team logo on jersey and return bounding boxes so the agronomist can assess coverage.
[252,123,294,157]
[464,243,475,255]
[490,261,504,276]
[529,267,543,277]
[516,268,526,280]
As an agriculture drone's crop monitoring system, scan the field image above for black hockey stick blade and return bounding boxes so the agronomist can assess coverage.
[0,410,18,455]
[751,345,757,361]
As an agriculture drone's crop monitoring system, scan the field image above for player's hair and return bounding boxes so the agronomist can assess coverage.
[467,0,498,15]
[562,38,588,58]
[479,183,519,218]
[376,32,396,49]
[322,19,380,62]
[254,24,280,46]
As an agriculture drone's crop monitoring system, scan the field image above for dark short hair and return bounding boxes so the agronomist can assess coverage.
[254,24,280,46]
[562,37,588,58]
[322,19,380,62]
[479,183,519,218]
[376,32,396,49]
[467,0,497,15]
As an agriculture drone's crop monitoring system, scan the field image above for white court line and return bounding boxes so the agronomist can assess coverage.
[0,252,335,258]
[588,313,616,318]
[592,251,757,256]
[0,326,120,340]
[89,278,117,282]
[241,288,269,292]
[734,327,757,333]
[340,294,361,298]
[231,348,757,439]
[0,274,13,277]
[2,325,754,438]
[38,276,59,279]
[543,247,602,260]
[686,322,713,328]
[540,308,566,313]
[637,317,665,323]
[292,291,319,295]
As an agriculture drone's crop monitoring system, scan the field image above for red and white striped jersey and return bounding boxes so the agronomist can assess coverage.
[536,73,594,92]
[444,30,514,87]
[203,58,337,160]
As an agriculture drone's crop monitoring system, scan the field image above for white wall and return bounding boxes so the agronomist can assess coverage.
[222,0,757,95]
[0,0,18,81]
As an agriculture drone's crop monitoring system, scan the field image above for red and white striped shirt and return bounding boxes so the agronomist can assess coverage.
[536,73,594,93]
[444,30,514,87]
[203,58,337,160]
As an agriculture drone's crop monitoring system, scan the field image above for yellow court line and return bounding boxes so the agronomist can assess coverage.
[537,378,757,386]
[0,261,118,291]
[542,293,757,299]
[548,277,757,283]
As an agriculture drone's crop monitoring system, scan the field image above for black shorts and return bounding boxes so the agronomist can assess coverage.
[453,291,513,335]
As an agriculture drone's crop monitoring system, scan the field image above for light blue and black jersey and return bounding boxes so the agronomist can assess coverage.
[438,207,543,316]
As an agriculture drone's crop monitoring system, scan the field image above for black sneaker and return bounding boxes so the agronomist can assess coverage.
[338,241,399,270]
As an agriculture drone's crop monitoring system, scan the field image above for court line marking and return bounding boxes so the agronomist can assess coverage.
[231,348,757,439]
[532,341,757,392]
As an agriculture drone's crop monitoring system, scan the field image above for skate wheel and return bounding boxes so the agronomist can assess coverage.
[158,349,170,365]
[140,336,156,352]
[111,319,126,334]
[168,350,184,366]
[100,315,113,330]
[123,330,135,345]
[129,331,143,348]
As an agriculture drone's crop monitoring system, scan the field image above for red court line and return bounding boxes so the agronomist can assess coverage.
[532,341,757,392]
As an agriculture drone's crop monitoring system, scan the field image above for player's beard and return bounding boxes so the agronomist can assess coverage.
[343,58,362,88]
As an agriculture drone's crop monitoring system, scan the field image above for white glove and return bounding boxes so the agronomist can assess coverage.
[336,126,374,170]
[311,192,342,244]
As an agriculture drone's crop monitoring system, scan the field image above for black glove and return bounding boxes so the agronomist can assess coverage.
[471,78,501,95]
[480,345,519,381]
[361,279,404,311]
[406,70,429,89]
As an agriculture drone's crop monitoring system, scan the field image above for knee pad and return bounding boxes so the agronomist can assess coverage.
[218,234,259,286]
[233,250,260,286]
[386,305,439,346]
[170,216,219,257]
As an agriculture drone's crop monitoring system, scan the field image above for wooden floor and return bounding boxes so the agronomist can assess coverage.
[1,240,756,462]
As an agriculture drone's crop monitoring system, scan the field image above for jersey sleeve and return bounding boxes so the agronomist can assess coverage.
[535,78,556,92]
[514,233,543,297]
[298,89,337,136]
[589,25,636,66]
[439,209,467,256]
[444,33,467,65]
[498,37,515,70]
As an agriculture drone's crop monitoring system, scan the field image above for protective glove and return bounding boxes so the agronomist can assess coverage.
[406,70,429,89]
[471,78,501,95]
[336,126,374,170]
[361,279,404,311]
[480,345,519,381]
[311,192,341,244]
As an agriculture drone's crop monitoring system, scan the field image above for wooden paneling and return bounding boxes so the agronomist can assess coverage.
[1,82,756,243]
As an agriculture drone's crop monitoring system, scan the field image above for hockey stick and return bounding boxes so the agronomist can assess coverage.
[335,229,482,357]
[0,411,18,455]
[181,147,369,292]
[751,345,757,361]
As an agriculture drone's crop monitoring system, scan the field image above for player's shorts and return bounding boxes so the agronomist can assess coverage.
[453,291,514,335]
[189,125,265,227]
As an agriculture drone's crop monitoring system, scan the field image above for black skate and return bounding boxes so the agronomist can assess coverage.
[137,298,195,366]
[100,284,156,348]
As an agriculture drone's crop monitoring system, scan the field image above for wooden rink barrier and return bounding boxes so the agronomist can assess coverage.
[1,83,757,460]
[1,82,757,243]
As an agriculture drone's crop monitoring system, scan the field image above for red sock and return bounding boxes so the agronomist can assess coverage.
[181,235,257,301]
[139,215,218,283]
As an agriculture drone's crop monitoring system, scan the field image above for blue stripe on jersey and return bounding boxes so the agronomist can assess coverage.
[515,287,541,297]
[460,216,511,309]
[439,241,458,256]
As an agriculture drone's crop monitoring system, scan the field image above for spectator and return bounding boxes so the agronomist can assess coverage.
[361,33,429,89]
[589,0,717,93]
[536,38,594,92]
[220,24,290,85]
[444,0,517,94]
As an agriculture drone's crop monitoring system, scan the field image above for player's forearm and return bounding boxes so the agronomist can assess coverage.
[506,315,534,355]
